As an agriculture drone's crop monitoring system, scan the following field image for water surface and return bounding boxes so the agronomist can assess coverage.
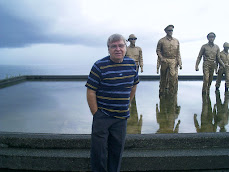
[0,80,228,134]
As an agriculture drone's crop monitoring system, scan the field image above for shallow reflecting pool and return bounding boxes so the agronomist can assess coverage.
[0,80,228,134]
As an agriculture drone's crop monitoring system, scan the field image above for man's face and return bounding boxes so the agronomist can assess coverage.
[166,27,173,37]
[207,34,215,43]
[108,40,126,62]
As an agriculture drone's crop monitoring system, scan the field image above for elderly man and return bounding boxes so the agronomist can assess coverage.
[156,25,182,95]
[215,42,229,91]
[195,32,225,94]
[86,34,139,172]
[126,34,143,73]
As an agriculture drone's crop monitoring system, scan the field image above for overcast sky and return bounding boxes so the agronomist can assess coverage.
[0,0,228,74]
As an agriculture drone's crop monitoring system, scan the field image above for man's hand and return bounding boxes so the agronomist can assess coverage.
[141,68,143,73]
[179,65,182,70]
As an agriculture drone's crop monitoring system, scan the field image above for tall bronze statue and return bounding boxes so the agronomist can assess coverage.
[195,32,225,94]
[194,94,217,133]
[213,91,229,132]
[126,34,143,73]
[156,25,182,95]
[215,42,229,91]
[127,96,142,134]
[156,92,181,133]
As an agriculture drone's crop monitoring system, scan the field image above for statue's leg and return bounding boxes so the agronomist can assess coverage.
[208,63,215,92]
[225,67,229,91]
[203,62,209,93]
[215,68,223,90]
[168,59,176,94]
[160,61,168,95]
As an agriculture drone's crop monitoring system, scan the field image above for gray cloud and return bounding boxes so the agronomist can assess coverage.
[0,5,47,48]
[0,2,106,48]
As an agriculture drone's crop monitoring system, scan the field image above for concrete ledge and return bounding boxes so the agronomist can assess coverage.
[0,74,223,89]
[0,132,229,171]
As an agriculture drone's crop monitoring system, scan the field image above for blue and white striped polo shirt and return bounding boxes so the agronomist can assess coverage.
[85,56,139,118]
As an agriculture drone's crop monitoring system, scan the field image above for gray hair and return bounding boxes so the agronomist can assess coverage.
[107,34,126,47]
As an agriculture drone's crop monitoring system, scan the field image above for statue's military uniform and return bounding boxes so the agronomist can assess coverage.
[156,36,182,94]
[126,46,143,70]
[215,43,229,90]
[196,43,224,93]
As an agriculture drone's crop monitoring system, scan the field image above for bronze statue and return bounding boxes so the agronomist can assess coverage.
[213,91,229,132]
[195,32,225,94]
[156,92,181,133]
[127,96,142,134]
[126,34,143,73]
[215,42,229,91]
[194,94,217,133]
[156,25,182,95]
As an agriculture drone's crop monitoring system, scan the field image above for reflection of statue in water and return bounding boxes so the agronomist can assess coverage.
[156,92,181,133]
[215,42,229,92]
[213,91,229,132]
[156,25,182,96]
[126,34,143,73]
[127,96,142,134]
[195,32,225,94]
[194,94,217,133]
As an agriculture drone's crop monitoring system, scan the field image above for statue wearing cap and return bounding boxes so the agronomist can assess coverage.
[126,34,143,73]
[156,25,182,96]
[215,42,229,91]
[195,32,225,94]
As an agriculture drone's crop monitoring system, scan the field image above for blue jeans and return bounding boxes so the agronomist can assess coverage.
[91,110,127,172]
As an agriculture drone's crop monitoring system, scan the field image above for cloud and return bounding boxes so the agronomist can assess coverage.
[0,0,108,48]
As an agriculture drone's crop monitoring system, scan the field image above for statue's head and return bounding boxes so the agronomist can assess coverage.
[128,34,137,45]
[164,25,174,37]
[207,32,216,43]
[223,42,229,50]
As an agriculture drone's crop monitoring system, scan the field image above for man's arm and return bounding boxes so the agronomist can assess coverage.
[87,88,98,115]
[156,40,165,62]
[130,85,137,103]
[216,48,225,69]
[177,41,182,70]
[195,46,204,71]
[139,47,143,73]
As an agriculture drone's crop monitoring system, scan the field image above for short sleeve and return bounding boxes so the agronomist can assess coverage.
[85,63,101,91]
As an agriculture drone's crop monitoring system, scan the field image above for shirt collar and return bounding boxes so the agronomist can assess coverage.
[166,36,173,41]
[208,42,215,47]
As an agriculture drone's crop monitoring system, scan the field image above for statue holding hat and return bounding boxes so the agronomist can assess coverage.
[195,32,225,94]
[156,25,182,96]
[126,34,143,73]
[215,42,229,91]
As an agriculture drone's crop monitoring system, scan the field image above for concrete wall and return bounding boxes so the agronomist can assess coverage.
[0,75,217,88]
[0,132,229,171]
